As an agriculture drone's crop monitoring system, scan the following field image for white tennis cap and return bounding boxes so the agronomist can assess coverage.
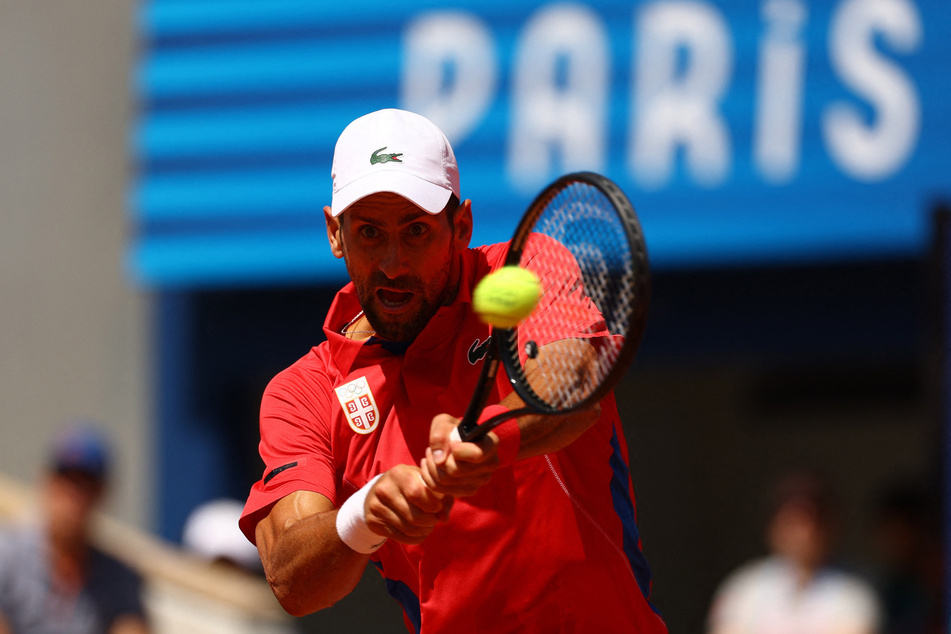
[330,109,460,217]
[183,499,262,571]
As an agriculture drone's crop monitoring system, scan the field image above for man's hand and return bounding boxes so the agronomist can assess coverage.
[364,464,453,545]
[420,414,501,497]
[256,467,451,617]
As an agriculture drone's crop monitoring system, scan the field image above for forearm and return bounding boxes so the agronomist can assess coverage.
[256,474,448,616]
[505,338,602,458]
[256,496,369,616]
[498,393,600,460]
[424,396,601,496]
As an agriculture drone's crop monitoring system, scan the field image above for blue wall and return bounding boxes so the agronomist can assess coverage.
[132,0,951,288]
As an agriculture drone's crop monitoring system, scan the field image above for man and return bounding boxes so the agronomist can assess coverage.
[0,423,150,634]
[239,108,667,633]
[707,471,881,634]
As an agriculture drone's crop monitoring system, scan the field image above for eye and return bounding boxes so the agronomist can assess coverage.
[407,223,429,237]
[358,225,379,239]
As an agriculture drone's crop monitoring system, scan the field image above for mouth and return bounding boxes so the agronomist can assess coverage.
[376,288,415,311]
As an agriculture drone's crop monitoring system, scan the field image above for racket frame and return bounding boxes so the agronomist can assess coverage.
[458,172,650,442]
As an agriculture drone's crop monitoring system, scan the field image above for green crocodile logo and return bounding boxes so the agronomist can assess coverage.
[370,147,403,165]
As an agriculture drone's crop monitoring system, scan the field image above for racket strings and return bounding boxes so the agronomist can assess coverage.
[514,181,638,410]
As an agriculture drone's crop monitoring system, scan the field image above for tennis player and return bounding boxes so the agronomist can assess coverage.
[239,108,667,633]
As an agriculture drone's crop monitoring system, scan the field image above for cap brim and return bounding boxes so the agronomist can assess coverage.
[331,171,453,217]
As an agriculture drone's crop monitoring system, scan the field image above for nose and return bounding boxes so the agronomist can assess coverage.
[379,237,410,279]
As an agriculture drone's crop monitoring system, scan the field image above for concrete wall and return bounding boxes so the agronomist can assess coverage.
[0,2,150,528]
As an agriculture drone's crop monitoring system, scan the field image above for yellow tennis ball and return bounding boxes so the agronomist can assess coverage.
[472,266,541,328]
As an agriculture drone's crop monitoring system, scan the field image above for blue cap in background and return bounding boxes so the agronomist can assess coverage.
[50,422,111,480]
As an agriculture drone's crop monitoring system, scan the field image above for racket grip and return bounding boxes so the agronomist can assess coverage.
[457,388,491,440]
[458,335,501,440]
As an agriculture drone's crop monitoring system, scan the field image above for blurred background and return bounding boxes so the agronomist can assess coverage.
[0,0,947,632]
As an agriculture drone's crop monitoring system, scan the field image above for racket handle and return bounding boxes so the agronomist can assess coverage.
[457,342,501,440]
[457,375,494,440]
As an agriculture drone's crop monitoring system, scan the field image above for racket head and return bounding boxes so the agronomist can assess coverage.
[496,172,650,415]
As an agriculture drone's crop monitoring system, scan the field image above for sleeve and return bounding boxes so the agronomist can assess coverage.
[239,360,339,544]
[705,564,759,632]
[834,576,883,632]
[90,552,147,624]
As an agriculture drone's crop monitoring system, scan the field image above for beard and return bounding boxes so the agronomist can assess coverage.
[346,242,457,342]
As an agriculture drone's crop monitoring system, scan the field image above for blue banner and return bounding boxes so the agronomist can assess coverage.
[131,0,951,287]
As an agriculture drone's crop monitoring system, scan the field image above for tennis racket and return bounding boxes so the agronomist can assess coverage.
[457,171,650,442]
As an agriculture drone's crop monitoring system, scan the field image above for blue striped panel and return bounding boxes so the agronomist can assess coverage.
[131,0,951,287]
[140,40,401,102]
[608,428,657,609]
[128,230,347,288]
[373,561,422,633]
[144,0,456,39]
[137,167,326,221]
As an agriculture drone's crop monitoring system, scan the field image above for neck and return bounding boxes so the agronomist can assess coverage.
[48,530,90,592]
[342,313,376,341]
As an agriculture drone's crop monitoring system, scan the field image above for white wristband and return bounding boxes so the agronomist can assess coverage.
[335,474,386,554]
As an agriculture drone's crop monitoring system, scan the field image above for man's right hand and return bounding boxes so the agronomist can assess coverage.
[364,464,453,545]
[255,466,453,615]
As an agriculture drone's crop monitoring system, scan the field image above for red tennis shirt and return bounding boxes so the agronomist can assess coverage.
[240,241,667,633]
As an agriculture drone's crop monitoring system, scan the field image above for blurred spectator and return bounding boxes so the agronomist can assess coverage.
[707,471,882,634]
[176,498,300,634]
[0,422,149,634]
[183,498,263,573]
[871,483,943,634]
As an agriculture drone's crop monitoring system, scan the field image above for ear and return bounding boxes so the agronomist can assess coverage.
[325,206,344,259]
[454,199,473,250]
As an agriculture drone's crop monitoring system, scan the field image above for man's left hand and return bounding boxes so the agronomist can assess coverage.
[420,414,500,497]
